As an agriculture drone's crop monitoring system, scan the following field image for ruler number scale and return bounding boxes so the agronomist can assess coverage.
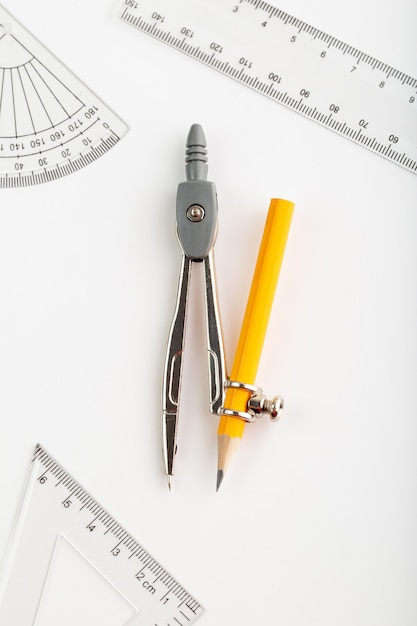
[0,445,203,625]
[118,0,417,174]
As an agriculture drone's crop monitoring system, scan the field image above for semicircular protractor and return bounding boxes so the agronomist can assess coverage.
[0,5,128,188]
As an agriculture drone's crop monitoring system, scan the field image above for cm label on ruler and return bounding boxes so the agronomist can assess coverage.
[119,0,417,173]
[0,446,203,625]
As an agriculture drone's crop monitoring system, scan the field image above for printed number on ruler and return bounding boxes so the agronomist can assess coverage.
[118,0,417,174]
[0,445,203,626]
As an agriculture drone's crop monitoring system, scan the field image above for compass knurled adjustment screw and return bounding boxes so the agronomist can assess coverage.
[248,394,284,421]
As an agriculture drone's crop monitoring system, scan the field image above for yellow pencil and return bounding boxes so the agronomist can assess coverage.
[216,198,294,490]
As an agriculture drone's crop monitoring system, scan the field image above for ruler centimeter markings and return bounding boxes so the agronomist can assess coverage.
[0,444,204,626]
[117,0,417,175]
[0,5,128,188]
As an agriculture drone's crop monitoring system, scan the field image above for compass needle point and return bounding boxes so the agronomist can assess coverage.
[162,124,227,483]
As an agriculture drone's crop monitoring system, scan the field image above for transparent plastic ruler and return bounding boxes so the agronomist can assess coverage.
[117,0,417,175]
[0,5,128,187]
[0,445,204,626]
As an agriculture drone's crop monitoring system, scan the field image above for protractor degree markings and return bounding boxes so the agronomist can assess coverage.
[0,134,120,187]
[0,5,127,186]
[16,65,36,135]
[0,114,101,158]
[0,57,85,138]
[0,29,84,131]
[0,30,37,136]
[1,28,84,105]
[3,30,86,104]
[25,58,77,128]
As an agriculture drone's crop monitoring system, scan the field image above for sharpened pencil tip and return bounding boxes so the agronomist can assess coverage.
[167,475,172,491]
[216,469,224,492]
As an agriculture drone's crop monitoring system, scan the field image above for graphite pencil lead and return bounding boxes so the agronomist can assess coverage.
[216,469,224,492]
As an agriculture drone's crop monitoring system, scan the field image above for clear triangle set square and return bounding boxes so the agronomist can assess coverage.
[0,445,204,626]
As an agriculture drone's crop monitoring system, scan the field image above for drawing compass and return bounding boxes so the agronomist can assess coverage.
[162,123,227,488]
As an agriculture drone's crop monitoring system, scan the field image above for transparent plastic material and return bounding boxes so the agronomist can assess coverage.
[0,445,204,626]
[116,0,417,175]
[0,5,128,187]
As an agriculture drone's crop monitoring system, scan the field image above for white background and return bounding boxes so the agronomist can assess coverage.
[0,0,416,624]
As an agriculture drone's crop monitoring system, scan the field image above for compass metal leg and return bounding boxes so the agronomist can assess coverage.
[162,254,192,481]
[204,249,227,415]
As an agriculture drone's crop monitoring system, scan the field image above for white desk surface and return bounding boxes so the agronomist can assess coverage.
[1,1,416,624]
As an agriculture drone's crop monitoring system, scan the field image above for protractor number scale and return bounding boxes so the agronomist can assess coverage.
[0,5,127,187]
[0,445,203,626]
[118,0,417,175]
